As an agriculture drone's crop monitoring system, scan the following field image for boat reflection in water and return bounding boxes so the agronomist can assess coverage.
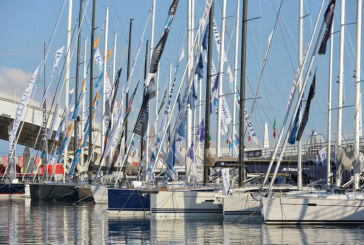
[0,199,364,244]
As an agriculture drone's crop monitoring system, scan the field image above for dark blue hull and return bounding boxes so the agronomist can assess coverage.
[108,188,151,212]
[0,183,25,195]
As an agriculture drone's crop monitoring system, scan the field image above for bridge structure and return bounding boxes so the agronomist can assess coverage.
[0,96,102,159]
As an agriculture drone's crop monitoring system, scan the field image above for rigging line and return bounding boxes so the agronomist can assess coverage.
[272,0,298,57]
[111,0,127,39]
[250,0,284,117]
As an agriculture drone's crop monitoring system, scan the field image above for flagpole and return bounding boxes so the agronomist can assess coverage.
[336,0,345,188]
[354,0,362,191]
[88,0,96,183]
[297,0,303,191]
[233,0,240,157]
[204,1,214,186]
[217,0,226,158]
[64,0,72,183]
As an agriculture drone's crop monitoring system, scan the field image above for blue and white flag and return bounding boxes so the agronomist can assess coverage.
[9,65,40,155]
[288,93,304,144]
[319,148,327,166]
[221,168,230,195]
[197,119,205,142]
[40,46,64,109]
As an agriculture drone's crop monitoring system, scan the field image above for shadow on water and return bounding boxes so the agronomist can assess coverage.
[0,199,364,244]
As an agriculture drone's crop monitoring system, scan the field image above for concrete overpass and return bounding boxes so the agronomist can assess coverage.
[0,96,102,157]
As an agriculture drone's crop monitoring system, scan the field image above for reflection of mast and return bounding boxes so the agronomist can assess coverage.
[239,0,248,186]
[203,1,214,186]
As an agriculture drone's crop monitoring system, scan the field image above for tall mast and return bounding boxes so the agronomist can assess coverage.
[102,7,109,156]
[88,0,96,181]
[297,0,303,190]
[217,0,227,157]
[327,18,334,190]
[141,40,149,168]
[239,0,248,186]
[204,1,214,186]
[233,0,240,155]
[354,0,362,191]
[148,0,156,165]
[125,19,133,153]
[336,0,345,187]
[110,32,117,160]
[187,0,193,157]
[81,39,87,168]
[75,0,83,167]
[65,0,73,182]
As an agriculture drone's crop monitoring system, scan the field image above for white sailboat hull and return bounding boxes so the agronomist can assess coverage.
[262,192,364,224]
[151,190,223,218]
[223,192,261,219]
[91,185,108,204]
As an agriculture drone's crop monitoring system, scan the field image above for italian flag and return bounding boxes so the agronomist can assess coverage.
[273,117,276,139]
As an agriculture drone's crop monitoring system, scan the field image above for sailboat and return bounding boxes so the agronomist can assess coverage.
[261,0,364,224]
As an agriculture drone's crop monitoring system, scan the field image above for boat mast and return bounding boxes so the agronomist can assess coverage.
[354,0,362,191]
[102,7,109,156]
[88,0,96,182]
[297,0,303,191]
[327,18,334,190]
[81,39,87,168]
[336,0,345,188]
[239,0,247,186]
[233,0,240,155]
[217,0,227,157]
[74,0,83,177]
[187,0,193,175]
[204,1,214,186]
[110,32,117,160]
[141,40,149,169]
[148,0,156,166]
[65,0,73,183]
[125,19,133,154]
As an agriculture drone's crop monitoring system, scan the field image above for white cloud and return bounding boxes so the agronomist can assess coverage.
[0,67,33,87]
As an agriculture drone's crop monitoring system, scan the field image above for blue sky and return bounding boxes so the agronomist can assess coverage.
[0,0,362,156]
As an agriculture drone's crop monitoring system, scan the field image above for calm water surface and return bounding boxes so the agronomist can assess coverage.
[0,198,364,244]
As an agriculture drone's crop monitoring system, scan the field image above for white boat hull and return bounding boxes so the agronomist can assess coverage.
[262,192,364,224]
[91,185,108,204]
[223,192,261,219]
[151,190,223,219]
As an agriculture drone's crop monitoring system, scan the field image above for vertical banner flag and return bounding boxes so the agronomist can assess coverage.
[319,148,327,166]
[273,117,277,139]
[318,0,336,55]
[288,93,304,144]
[40,46,65,108]
[9,65,40,154]
[297,72,316,141]
[221,168,230,195]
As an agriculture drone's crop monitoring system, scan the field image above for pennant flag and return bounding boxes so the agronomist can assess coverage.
[195,54,204,79]
[202,25,209,50]
[106,48,112,62]
[187,78,198,110]
[94,33,101,50]
[187,142,196,163]
[177,114,186,140]
[273,117,277,139]
[318,0,336,55]
[297,72,316,141]
[133,89,151,137]
[288,93,304,144]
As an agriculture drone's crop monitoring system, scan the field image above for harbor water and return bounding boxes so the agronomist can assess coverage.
[0,199,364,244]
